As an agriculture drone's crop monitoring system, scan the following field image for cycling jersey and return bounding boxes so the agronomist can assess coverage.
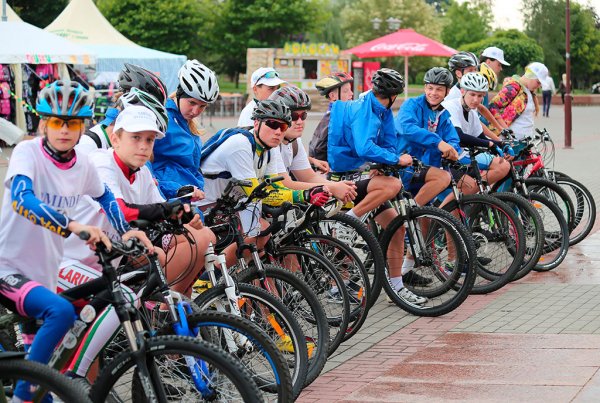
[77,124,111,155]
[152,98,204,198]
[396,94,460,168]
[446,84,461,100]
[274,138,311,174]
[328,91,399,172]
[199,131,306,235]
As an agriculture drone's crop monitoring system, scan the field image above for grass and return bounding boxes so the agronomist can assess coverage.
[218,80,246,94]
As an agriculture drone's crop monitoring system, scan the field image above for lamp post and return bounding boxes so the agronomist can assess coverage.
[564,0,572,148]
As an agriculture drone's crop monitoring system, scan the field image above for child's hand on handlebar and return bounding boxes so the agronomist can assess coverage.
[70,222,111,251]
[122,230,155,253]
[399,154,413,167]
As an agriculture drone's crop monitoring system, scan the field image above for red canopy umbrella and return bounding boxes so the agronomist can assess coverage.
[344,28,457,98]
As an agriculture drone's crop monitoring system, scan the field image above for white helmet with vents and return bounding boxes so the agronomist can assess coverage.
[177,60,220,104]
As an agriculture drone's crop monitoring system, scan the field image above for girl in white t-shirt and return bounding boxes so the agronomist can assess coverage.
[0,81,150,401]
[59,105,215,379]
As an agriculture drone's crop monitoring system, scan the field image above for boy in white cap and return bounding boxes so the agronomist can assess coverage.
[238,67,286,126]
[480,46,510,75]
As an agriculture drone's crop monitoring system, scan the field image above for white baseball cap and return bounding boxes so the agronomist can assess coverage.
[113,105,165,139]
[525,62,549,83]
[481,46,510,66]
[251,67,285,87]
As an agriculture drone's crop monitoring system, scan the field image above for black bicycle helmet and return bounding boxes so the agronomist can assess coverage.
[118,63,168,105]
[371,68,405,97]
[448,51,478,72]
[268,85,311,111]
[252,99,292,125]
[423,67,454,88]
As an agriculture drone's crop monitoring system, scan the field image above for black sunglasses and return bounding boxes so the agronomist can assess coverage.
[263,120,289,132]
[291,111,308,121]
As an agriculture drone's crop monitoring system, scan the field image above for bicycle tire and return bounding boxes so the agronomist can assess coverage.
[525,177,576,232]
[0,354,91,403]
[442,194,526,294]
[530,192,570,271]
[549,176,596,245]
[313,212,387,308]
[90,335,262,403]
[380,206,476,316]
[298,234,371,343]
[234,263,330,387]
[185,310,293,403]
[268,247,349,355]
[492,192,545,281]
[194,283,308,399]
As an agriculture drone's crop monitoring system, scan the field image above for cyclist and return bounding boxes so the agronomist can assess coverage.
[267,85,357,202]
[480,46,510,76]
[78,63,168,154]
[308,72,354,172]
[0,80,150,401]
[441,72,510,187]
[238,67,286,126]
[199,99,330,267]
[328,68,426,304]
[152,60,219,199]
[60,105,215,381]
[488,62,548,141]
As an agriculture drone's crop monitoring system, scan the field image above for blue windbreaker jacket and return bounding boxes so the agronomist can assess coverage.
[395,94,461,168]
[327,91,400,172]
[152,99,204,198]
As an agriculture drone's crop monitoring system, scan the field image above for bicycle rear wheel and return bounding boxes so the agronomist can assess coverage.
[380,206,476,316]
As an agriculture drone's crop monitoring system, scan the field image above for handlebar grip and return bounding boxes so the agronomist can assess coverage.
[78,231,90,241]
[265,176,284,185]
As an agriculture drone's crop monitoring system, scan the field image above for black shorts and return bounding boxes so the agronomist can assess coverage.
[350,179,393,217]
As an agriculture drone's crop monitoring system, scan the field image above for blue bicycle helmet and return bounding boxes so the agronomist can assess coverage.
[36,80,94,119]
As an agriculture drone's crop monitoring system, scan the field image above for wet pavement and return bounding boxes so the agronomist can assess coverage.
[299,228,600,402]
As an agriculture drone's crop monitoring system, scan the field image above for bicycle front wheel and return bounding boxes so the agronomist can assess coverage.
[380,206,476,316]
[90,335,262,403]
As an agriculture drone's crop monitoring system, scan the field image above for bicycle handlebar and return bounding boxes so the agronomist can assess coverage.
[78,231,148,259]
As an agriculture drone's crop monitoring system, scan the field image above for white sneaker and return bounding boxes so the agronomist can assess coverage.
[387,287,428,305]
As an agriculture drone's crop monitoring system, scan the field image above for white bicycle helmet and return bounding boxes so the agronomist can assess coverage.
[177,60,220,104]
[460,72,489,92]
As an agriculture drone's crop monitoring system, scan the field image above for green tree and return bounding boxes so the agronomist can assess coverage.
[97,0,204,56]
[339,0,444,82]
[9,0,68,28]
[441,0,493,49]
[524,0,600,88]
[461,30,544,78]
[198,0,330,85]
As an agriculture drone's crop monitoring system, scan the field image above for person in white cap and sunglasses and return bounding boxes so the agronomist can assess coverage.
[238,67,286,126]
[480,46,510,75]
[489,62,549,141]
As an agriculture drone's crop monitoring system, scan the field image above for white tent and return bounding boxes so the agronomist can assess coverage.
[0,20,95,131]
[46,0,186,91]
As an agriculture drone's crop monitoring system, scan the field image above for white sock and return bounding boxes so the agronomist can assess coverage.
[401,257,415,275]
[346,209,362,220]
[390,276,404,291]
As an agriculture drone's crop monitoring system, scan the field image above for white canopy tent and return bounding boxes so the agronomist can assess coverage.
[0,19,95,131]
[46,0,186,91]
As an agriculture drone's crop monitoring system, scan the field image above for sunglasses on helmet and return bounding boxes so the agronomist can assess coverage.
[263,119,289,132]
[46,117,84,131]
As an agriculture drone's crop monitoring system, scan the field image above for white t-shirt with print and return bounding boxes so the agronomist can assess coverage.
[237,100,257,127]
[199,132,278,236]
[274,138,312,174]
[0,137,105,290]
[509,87,535,140]
[61,149,165,269]
[441,97,483,138]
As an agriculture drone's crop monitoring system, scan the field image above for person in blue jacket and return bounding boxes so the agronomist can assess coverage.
[328,68,428,303]
[152,60,220,199]
[396,67,478,198]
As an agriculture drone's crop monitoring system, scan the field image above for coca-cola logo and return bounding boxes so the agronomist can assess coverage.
[370,42,429,53]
